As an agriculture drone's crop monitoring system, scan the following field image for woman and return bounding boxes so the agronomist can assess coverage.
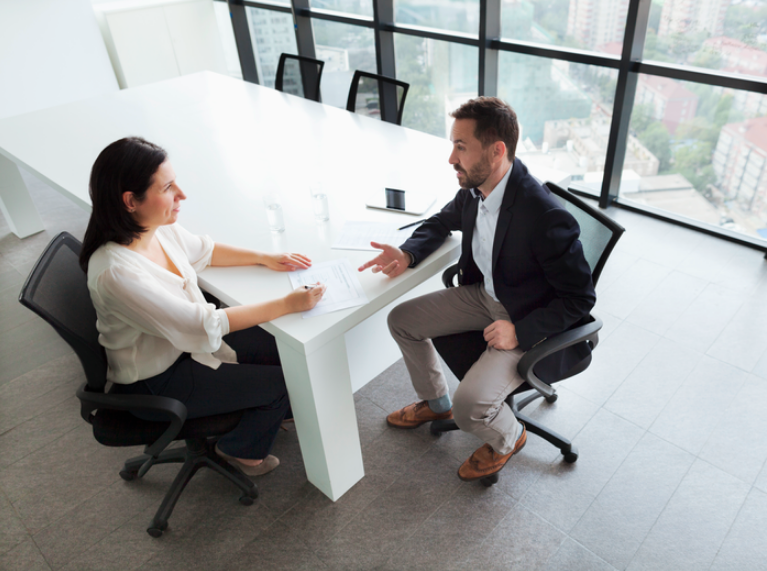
[80,137,325,476]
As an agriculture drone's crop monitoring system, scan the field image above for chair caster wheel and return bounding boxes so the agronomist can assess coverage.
[147,527,163,538]
[563,451,578,463]
[239,495,254,506]
[119,469,137,481]
[545,393,558,404]
[480,473,499,487]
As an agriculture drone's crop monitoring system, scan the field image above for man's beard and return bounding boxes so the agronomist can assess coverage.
[456,152,492,189]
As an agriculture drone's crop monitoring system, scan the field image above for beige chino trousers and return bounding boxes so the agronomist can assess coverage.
[387,283,524,455]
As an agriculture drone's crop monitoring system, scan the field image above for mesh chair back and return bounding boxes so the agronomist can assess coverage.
[18,232,108,390]
[275,53,324,102]
[545,182,625,287]
[346,70,409,125]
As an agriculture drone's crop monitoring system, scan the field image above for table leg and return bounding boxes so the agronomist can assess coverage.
[275,334,364,501]
[0,155,45,238]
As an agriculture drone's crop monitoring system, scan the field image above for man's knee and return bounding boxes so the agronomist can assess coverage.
[387,298,418,336]
[452,390,481,431]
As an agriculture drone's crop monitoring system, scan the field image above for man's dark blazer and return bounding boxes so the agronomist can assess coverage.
[399,157,596,383]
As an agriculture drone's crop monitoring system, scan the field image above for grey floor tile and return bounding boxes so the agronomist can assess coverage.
[595,259,671,320]
[624,270,707,337]
[0,488,29,556]
[313,448,461,571]
[226,520,329,571]
[664,283,745,354]
[520,409,644,533]
[566,321,660,406]
[707,293,767,372]
[31,478,162,569]
[649,356,748,455]
[0,263,24,294]
[709,487,767,571]
[0,319,73,387]
[542,538,617,571]
[464,503,565,571]
[0,539,51,571]
[595,249,639,294]
[569,432,695,569]
[698,378,767,485]
[604,338,701,429]
[247,428,315,517]
[676,235,767,295]
[754,459,767,495]
[0,354,82,435]
[626,459,749,571]
[382,484,516,571]
[752,348,767,381]
[277,472,391,549]
[353,395,390,447]
[0,425,130,533]
[0,398,80,470]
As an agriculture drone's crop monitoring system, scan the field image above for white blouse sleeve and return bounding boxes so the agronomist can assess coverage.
[93,264,230,354]
[169,224,216,273]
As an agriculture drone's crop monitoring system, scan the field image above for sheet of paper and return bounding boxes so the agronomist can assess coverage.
[288,259,369,318]
[332,221,418,251]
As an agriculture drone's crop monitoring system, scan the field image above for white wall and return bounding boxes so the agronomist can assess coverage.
[0,0,118,120]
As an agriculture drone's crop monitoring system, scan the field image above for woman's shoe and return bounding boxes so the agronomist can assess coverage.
[215,444,280,476]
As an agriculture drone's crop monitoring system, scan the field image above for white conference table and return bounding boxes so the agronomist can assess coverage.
[0,71,569,500]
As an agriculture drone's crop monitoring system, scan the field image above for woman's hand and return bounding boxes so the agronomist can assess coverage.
[261,253,312,272]
[284,284,326,313]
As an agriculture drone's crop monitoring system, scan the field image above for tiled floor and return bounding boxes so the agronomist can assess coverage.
[2,170,767,570]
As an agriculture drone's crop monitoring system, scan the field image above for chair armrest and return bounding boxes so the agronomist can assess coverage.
[76,383,187,460]
[516,315,603,398]
[442,264,459,288]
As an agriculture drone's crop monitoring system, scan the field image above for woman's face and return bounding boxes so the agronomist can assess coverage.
[129,160,186,229]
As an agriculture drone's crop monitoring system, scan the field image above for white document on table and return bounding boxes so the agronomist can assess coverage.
[332,221,418,251]
[288,259,369,318]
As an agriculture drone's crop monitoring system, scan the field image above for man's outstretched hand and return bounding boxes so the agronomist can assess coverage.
[358,242,410,278]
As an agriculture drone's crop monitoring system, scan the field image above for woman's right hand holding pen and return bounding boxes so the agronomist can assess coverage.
[285,282,325,312]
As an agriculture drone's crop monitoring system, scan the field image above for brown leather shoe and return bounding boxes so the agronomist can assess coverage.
[457,423,527,481]
[386,400,453,429]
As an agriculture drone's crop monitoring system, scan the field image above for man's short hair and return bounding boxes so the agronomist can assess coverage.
[450,97,519,161]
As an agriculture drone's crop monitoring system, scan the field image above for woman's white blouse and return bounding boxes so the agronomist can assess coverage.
[87,224,237,384]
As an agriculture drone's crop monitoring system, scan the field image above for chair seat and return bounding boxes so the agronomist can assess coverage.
[91,409,244,447]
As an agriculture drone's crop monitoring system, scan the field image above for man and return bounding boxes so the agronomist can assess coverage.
[358,97,596,482]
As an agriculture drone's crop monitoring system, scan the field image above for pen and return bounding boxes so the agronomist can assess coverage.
[304,284,316,290]
[398,219,426,231]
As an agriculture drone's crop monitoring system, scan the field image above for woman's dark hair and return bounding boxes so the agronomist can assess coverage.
[450,97,519,161]
[79,137,167,271]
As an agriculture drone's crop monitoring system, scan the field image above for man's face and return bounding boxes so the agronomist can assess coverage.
[449,118,493,190]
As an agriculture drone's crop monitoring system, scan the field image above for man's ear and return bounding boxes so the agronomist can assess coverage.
[494,140,507,161]
[122,191,137,212]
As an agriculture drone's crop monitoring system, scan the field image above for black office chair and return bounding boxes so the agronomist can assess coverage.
[275,53,324,102]
[431,182,625,486]
[346,70,409,125]
[18,232,258,537]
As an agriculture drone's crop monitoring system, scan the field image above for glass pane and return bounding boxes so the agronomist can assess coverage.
[246,7,298,89]
[309,0,373,18]
[394,34,478,138]
[497,52,618,192]
[213,1,243,80]
[395,0,479,35]
[647,0,767,76]
[628,75,767,243]
[312,20,376,108]
[501,0,628,54]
